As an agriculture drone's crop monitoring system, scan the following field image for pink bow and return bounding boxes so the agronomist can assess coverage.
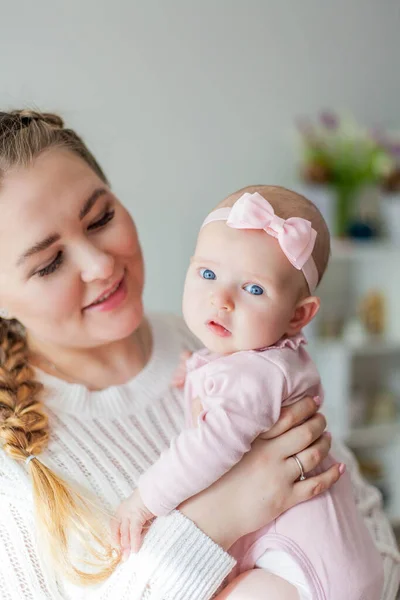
[226,192,316,271]
[201,192,319,293]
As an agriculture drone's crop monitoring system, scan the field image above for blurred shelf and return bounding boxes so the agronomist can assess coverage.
[308,338,400,356]
[346,423,400,449]
[331,239,400,260]
[312,236,400,539]
[390,515,400,530]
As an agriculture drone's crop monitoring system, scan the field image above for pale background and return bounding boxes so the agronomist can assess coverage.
[1,0,400,551]
[0,0,399,311]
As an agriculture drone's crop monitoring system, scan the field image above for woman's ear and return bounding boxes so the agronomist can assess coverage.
[286,296,320,336]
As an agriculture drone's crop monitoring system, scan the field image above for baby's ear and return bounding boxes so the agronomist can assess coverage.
[286,296,320,336]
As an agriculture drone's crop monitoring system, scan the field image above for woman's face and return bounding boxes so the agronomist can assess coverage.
[0,148,144,349]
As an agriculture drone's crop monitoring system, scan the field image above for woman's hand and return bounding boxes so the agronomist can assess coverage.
[180,396,344,550]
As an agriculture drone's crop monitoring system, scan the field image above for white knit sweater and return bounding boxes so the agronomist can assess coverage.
[0,314,398,600]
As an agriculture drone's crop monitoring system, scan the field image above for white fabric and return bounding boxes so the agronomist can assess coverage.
[0,314,234,600]
[0,313,398,599]
[256,550,312,600]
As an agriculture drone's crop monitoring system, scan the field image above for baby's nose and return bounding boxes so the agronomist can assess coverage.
[211,290,234,311]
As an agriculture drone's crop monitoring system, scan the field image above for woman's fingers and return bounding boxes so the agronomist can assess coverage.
[261,412,327,460]
[291,463,344,506]
[291,432,332,476]
[260,396,320,440]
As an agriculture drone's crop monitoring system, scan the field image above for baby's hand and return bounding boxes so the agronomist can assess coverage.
[170,350,192,388]
[111,490,154,558]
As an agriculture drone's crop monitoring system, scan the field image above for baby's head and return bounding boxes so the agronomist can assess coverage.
[182,185,330,355]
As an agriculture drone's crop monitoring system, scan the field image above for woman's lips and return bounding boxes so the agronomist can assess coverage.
[206,320,231,337]
[84,274,127,312]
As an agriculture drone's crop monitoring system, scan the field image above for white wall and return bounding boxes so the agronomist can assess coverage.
[1,0,399,312]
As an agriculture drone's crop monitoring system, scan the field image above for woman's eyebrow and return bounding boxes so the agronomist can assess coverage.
[17,233,60,266]
[17,187,109,266]
[79,187,108,220]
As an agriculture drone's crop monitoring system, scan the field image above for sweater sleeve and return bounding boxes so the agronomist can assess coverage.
[97,511,235,600]
[140,354,286,516]
[332,440,400,600]
[0,490,234,600]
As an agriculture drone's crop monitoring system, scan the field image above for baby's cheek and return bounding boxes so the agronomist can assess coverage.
[183,285,203,321]
[244,308,277,347]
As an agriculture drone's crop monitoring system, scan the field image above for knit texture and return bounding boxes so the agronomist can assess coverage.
[0,313,398,599]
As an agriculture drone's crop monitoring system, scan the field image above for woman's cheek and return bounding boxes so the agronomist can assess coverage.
[53,280,82,319]
[11,276,80,336]
[114,209,141,258]
[120,227,140,257]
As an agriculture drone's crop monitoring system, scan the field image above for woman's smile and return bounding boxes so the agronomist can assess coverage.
[83,271,127,312]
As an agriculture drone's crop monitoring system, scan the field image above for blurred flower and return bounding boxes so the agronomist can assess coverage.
[320,110,339,130]
[388,141,400,158]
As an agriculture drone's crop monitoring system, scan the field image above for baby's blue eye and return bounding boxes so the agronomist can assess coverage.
[200,268,216,280]
[244,283,264,296]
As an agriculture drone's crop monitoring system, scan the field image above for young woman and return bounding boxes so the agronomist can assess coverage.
[0,110,398,599]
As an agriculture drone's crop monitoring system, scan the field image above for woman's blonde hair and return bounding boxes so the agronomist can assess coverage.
[0,110,120,585]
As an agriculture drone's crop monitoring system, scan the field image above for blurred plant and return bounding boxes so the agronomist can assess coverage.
[297,111,397,235]
[297,111,394,187]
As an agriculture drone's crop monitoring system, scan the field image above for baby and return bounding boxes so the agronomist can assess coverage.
[114,186,383,599]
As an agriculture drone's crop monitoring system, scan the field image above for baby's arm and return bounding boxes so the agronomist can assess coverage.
[216,570,300,600]
[139,353,286,516]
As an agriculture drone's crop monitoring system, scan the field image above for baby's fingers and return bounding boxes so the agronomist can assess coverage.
[130,520,144,553]
[110,515,121,547]
[180,350,192,362]
[119,519,131,561]
[171,372,186,389]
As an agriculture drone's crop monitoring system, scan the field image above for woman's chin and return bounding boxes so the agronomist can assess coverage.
[89,301,144,344]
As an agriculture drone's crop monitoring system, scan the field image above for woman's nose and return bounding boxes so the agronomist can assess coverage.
[79,244,115,283]
[210,289,234,312]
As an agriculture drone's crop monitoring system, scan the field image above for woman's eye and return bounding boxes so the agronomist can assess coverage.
[88,209,115,231]
[199,268,216,280]
[36,251,63,277]
[33,208,115,279]
[244,283,264,296]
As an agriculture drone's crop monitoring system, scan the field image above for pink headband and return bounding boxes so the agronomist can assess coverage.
[201,192,319,294]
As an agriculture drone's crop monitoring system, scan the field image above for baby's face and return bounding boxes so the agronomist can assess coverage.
[182,221,305,354]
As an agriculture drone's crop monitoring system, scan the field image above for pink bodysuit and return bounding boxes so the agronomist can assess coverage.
[139,333,383,599]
